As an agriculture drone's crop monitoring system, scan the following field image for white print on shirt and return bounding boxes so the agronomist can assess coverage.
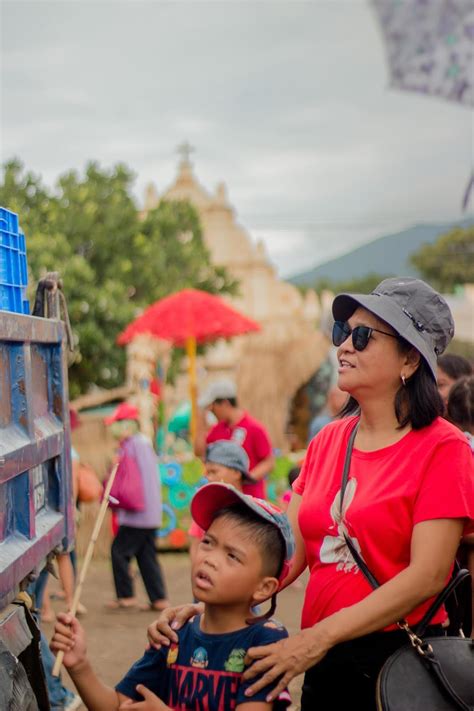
[320,479,362,573]
[231,427,247,446]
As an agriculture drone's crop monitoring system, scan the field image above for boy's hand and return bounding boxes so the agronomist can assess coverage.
[50,612,87,670]
[147,603,203,649]
[118,685,171,709]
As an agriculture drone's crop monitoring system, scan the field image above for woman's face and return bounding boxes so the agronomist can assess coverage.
[336,307,414,400]
[436,367,455,406]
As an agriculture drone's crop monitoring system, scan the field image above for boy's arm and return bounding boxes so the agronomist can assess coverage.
[50,613,123,711]
[68,658,125,711]
[235,703,272,711]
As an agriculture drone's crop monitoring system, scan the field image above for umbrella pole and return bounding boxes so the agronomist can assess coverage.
[186,336,197,448]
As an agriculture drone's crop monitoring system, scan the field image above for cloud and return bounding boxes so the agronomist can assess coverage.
[1,0,471,277]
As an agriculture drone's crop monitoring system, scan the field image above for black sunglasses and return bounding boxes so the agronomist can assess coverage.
[332,320,398,351]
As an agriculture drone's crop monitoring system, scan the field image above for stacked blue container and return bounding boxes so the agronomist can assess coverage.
[0,207,30,314]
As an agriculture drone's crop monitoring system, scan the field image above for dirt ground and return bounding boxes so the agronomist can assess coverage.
[42,553,307,710]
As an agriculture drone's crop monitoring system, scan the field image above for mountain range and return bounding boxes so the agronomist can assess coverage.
[288,218,474,286]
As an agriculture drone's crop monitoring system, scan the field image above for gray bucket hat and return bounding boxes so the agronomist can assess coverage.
[205,440,251,480]
[332,277,455,381]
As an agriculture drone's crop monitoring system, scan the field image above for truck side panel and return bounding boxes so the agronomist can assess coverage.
[0,311,74,609]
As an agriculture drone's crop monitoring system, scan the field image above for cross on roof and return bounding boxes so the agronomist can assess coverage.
[176,141,195,164]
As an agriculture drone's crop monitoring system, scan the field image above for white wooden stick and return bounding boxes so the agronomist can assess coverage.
[52,464,119,677]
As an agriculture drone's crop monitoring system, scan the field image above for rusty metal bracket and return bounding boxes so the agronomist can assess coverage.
[32,273,74,352]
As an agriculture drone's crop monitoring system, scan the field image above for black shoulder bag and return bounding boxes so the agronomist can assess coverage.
[340,424,474,711]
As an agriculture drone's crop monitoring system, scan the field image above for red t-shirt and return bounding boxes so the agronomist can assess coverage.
[293,416,474,631]
[206,413,272,499]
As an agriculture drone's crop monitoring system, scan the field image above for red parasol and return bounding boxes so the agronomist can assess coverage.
[117,289,260,443]
[118,288,260,346]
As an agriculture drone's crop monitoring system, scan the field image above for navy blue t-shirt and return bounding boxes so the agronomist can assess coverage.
[116,615,291,710]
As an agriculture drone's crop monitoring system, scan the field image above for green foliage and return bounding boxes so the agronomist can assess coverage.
[311,272,390,296]
[132,200,236,303]
[0,159,237,397]
[410,226,474,292]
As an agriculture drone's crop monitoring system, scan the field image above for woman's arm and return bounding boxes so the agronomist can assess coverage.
[243,517,464,701]
[279,494,307,588]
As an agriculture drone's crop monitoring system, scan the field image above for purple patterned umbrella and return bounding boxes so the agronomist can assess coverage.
[372,0,474,107]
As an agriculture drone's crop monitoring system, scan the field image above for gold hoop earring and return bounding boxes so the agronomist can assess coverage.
[401,374,406,386]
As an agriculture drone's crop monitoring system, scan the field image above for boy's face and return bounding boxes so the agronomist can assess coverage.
[204,462,242,488]
[191,516,277,608]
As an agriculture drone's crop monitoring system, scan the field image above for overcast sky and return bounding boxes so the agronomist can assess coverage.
[1,0,472,277]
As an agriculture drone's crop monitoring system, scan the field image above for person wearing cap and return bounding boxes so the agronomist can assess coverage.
[51,482,294,710]
[195,379,274,500]
[232,276,474,710]
[104,402,169,612]
[188,440,253,564]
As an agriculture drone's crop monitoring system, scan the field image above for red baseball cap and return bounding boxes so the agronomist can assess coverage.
[104,402,139,425]
[190,482,295,586]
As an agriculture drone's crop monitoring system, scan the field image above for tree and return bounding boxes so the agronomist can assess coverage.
[131,199,235,304]
[0,159,236,397]
[410,225,474,292]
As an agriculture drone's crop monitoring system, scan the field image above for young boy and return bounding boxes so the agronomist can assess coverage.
[51,482,294,711]
[188,440,252,563]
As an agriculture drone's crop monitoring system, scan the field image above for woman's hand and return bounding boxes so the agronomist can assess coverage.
[243,628,329,702]
[147,603,204,649]
[119,685,171,709]
[50,612,87,670]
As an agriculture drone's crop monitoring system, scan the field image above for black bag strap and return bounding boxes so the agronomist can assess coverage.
[340,421,381,590]
[416,567,471,636]
[339,422,473,711]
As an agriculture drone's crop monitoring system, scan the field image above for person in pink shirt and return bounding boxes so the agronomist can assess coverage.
[104,403,170,612]
[195,380,274,499]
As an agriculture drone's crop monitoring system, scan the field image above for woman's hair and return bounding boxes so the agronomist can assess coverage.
[437,354,472,380]
[447,376,474,433]
[339,335,445,429]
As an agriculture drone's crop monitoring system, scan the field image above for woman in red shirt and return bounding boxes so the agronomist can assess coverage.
[243,277,474,710]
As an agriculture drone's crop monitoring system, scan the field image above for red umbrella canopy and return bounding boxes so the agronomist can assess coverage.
[117,289,260,346]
